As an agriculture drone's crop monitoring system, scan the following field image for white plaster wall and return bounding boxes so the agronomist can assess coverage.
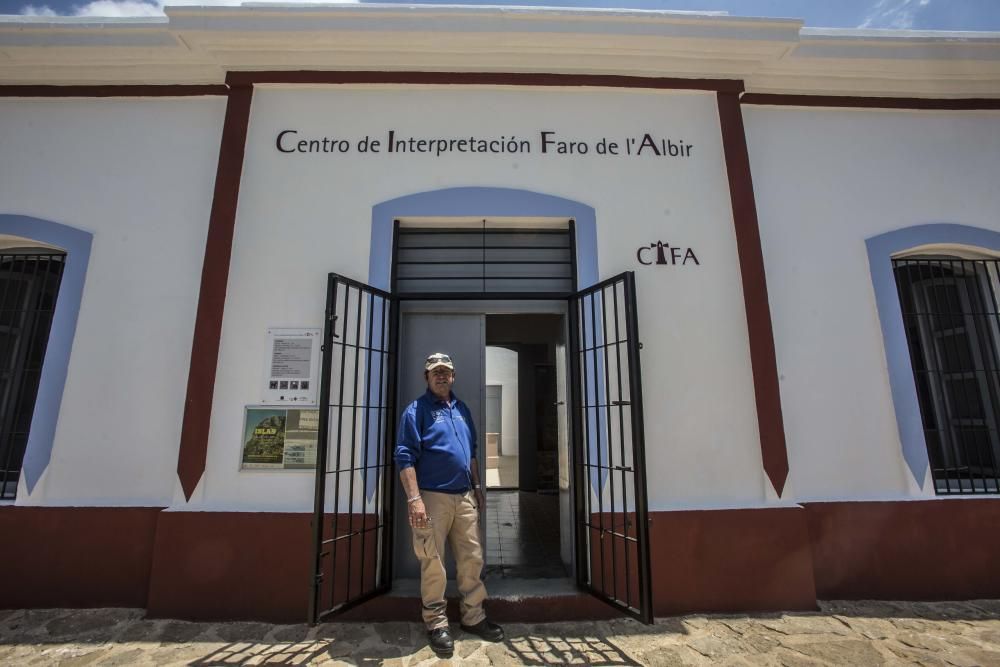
[0,98,226,506]
[486,345,519,457]
[744,106,1000,502]
[191,86,763,512]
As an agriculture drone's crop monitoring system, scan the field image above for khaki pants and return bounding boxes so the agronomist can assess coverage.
[411,490,487,630]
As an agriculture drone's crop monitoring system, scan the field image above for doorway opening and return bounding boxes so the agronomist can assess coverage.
[389,306,573,587]
[484,314,571,580]
[309,264,652,623]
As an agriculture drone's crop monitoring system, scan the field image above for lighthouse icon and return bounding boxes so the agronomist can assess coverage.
[655,241,668,265]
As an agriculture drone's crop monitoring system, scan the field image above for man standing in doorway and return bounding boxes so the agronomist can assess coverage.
[395,352,505,657]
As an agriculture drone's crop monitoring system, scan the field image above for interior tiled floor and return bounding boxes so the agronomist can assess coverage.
[483,490,568,579]
[485,454,519,487]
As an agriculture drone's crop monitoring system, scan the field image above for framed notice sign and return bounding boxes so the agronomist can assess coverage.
[241,406,319,470]
[263,328,321,405]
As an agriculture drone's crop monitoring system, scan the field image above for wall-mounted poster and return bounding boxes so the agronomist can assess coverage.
[241,406,319,470]
[262,328,321,405]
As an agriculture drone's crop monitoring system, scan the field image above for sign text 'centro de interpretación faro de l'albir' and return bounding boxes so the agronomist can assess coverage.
[275,130,694,158]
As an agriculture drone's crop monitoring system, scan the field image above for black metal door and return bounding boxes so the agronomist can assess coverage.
[309,273,398,623]
[569,271,653,624]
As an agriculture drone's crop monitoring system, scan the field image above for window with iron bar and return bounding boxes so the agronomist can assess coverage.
[893,255,1000,494]
[0,249,66,499]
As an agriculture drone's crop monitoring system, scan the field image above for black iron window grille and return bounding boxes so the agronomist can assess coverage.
[392,221,575,298]
[893,256,1000,494]
[0,250,66,499]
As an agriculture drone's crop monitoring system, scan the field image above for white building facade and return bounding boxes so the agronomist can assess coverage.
[1,5,999,622]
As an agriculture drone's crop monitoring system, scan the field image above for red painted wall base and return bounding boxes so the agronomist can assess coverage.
[145,511,312,622]
[805,500,1000,600]
[2,500,998,622]
[0,506,161,609]
[650,507,818,615]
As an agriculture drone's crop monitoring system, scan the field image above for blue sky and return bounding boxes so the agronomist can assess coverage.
[4,0,1000,32]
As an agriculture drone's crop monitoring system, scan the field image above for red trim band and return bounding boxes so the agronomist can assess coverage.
[0,85,229,98]
[226,70,745,92]
[176,85,254,500]
[716,91,790,497]
[741,94,1000,110]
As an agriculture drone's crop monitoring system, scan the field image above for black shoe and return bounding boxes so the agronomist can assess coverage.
[428,626,454,657]
[460,618,504,642]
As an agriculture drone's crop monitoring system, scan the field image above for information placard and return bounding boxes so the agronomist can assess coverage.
[262,328,321,405]
[241,406,319,470]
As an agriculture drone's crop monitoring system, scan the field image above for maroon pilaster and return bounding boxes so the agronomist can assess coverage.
[177,84,253,500]
[716,91,789,496]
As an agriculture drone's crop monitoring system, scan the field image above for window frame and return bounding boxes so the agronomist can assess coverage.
[866,225,1000,493]
[0,216,93,501]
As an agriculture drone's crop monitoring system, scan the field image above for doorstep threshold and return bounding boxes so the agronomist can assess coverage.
[390,577,578,600]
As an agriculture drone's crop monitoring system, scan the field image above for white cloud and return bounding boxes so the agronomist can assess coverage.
[860,0,932,29]
[73,0,165,17]
[19,4,59,15]
[21,0,359,18]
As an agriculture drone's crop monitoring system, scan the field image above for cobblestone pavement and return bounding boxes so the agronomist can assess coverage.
[2,601,1000,666]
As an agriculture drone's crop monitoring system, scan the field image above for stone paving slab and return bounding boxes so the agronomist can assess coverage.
[1,601,1000,666]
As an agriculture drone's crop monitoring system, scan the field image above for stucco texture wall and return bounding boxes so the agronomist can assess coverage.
[744,106,1000,502]
[196,86,764,512]
[0,98,226,506]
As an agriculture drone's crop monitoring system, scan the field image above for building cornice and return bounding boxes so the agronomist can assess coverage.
[0,4,998,97]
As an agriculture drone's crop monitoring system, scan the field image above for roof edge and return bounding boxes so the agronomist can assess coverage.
[802,27,1000,43]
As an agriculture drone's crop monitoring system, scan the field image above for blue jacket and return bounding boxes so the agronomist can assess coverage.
[394,390,477,493]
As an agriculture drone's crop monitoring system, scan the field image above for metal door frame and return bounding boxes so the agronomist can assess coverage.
[310,258,653,624]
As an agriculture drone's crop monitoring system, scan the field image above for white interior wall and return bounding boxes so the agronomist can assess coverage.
[485,345,519,457]
[190,86,764,512]
[744,106,1000,502]
[0,97,227,506]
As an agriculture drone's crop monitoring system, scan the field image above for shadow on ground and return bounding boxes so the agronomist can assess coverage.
[1,601,999,665]
[184,627,654,666]
[0,608,678,665]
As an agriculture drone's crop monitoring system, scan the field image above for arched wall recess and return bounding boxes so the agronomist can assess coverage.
[0,215,93,495]
[866,223,1000,486]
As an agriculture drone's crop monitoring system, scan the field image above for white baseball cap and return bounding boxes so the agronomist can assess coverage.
[424,352,455,371]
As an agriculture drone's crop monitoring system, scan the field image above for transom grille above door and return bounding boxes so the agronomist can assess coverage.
[392,220,576,298]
